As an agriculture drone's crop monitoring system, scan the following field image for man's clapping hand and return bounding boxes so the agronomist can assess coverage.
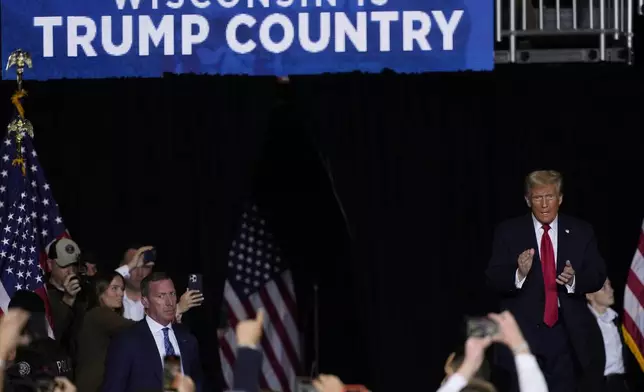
[517,249,535,280]
[556,260,575,286]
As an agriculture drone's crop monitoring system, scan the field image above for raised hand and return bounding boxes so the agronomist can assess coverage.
[127,245,155,270]
[517,249,535,280]
[556,260,575,285]
[313,374,345,392]
[0,309,31,359]
[177,289,204,315]
[236,309,265,347]
[53,377,77,392]
[458,336,493,380]
[62,274,82,306]
[488,311,528,353]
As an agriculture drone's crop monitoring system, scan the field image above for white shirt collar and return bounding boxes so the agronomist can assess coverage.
[532,214,559,232]
[588,304,618,323]
[145,314,173,334]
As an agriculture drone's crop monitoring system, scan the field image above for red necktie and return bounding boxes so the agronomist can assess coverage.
[541,224,558,327]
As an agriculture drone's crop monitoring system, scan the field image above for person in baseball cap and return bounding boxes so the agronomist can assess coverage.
[45,238,87,358]
[46,238,81,269]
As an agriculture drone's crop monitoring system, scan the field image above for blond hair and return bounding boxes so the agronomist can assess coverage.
[443,353,496,392]
[525,170,563,196]
[461,382,498,392]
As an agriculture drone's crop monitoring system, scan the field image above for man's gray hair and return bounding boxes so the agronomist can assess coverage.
[524,170,563,195]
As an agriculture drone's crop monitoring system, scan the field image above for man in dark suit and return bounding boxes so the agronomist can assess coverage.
[102,272,203,392]
[582,278,644,392]
[486,170,607,392]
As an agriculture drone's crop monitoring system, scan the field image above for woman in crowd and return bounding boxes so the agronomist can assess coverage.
[74,271,135,392]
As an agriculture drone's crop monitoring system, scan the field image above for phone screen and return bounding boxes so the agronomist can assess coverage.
[143,249,157,263]
[466,317,499,338]
[188,273,203,292]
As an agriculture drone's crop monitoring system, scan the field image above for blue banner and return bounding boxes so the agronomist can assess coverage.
[1,0,493,80]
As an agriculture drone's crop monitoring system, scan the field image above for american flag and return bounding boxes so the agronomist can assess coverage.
[0,129,67,333]
[622,218,644,371]
[219,204,301,392]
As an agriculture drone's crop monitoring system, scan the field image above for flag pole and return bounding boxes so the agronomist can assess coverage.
[311,283,320,378]
[5,49,34,177]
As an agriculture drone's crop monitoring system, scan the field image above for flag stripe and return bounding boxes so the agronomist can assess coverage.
[0,276,10,312]
[219,205,300,392]
[259,286,300,372]
[630,245,644,290]
[624,285,644,336]
[0,131,66,337]
[623,219,644,373]
[243,290,291,392]
[227,283,286,391]
[266,280,300,358]
[223,287,274,390]
[622,314,644,371]
[253,289,297,392]
[275,272,297,317]
[219,332,236,388]
[627,265,644,310]
[223,300,275,390]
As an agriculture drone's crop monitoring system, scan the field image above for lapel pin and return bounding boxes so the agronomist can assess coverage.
[565,229,570,234]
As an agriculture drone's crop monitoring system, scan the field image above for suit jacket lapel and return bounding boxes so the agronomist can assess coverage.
[174,327,191,375]
[613,317,631,370]
[138,320,164,383]
[524,214,541,268]
[556,215,569,276]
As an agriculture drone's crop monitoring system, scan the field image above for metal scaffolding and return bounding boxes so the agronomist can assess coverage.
[495,0,641,63]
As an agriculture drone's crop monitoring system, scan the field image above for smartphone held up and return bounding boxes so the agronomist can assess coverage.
[466,317,499,338]
[188,274,203,292]
[143,248,157,263]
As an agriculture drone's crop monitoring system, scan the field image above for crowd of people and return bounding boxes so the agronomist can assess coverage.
[0,243,207,391]
[0,170,641,392]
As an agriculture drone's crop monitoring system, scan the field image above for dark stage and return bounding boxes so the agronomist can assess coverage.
[1,65,642,391]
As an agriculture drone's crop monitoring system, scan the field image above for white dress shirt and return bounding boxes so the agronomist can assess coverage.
[115,265,146,321]
[436,353,548,392]
[145,315,184,373]
[588,305,625,375]
[515,215,576,297]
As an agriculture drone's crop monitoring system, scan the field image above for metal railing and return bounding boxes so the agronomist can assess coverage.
[495,0,642,63]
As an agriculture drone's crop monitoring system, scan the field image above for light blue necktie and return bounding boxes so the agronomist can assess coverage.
[162,327,176,356]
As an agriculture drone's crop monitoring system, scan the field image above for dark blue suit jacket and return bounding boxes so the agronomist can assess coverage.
[486,214,606,371]
[232,347,263,392]
[101,319,203,392]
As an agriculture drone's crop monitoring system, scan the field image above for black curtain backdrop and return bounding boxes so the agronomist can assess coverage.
[290,67,644,391]
[1,66,643,392]
[0,75,277,391]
